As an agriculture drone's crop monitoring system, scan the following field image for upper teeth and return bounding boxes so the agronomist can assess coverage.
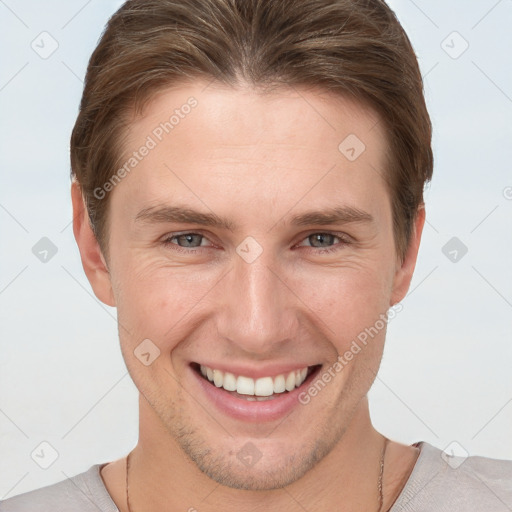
[200,365,309,396]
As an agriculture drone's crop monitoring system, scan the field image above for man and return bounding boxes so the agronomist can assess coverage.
[2,0,511,510]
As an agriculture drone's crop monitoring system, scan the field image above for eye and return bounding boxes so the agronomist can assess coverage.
[161,232,210,253]
[297,232,351,253]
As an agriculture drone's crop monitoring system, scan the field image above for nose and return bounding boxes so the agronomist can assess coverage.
[214,245,299,356]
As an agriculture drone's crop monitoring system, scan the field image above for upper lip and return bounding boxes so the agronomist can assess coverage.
[191,362,320,380]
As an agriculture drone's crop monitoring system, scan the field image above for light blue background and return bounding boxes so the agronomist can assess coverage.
[1,0,511,498]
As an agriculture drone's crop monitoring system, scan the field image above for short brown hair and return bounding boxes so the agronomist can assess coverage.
[71,0,433,263]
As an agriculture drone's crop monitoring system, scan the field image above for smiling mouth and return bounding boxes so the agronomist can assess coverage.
[191,362,322,401]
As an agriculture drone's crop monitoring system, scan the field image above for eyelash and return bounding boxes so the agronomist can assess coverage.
[161,231,352,255]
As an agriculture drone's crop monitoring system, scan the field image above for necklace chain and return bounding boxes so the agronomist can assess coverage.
[378,437,389,511]
[126,437,388,512]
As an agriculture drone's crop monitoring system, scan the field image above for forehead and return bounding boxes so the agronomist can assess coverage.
[125,81,384,155]
[113,80,390,224]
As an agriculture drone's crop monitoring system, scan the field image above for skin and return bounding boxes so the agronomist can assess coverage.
[72,80,425,511]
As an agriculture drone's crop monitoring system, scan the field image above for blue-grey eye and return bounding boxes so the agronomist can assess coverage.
[173,234,203,247]
[307,233,337,248]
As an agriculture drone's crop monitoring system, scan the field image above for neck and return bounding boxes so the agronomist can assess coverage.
[127,396,387,512]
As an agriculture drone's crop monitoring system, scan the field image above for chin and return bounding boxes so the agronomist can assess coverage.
[166,419,344,491]
[192,438,335,490]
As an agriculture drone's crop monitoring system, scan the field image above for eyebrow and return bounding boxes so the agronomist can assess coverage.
[134,204,374,230]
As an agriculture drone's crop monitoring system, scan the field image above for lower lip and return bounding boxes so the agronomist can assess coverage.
[190,365,321,423]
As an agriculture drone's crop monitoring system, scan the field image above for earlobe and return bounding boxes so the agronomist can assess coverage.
[71,181,116,307]
[390,205,426,307]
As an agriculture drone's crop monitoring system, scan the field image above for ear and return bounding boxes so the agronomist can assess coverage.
[71,181,116,307]
[390,205,426,306]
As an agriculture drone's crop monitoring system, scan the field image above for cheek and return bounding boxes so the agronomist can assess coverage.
[113,258,219,345]
[114,268,208,389]
[294,263,392,336]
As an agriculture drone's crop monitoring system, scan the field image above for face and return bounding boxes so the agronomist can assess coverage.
[80,81,420,490]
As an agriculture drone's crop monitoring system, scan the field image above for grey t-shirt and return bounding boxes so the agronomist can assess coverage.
[1,442,511,511]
